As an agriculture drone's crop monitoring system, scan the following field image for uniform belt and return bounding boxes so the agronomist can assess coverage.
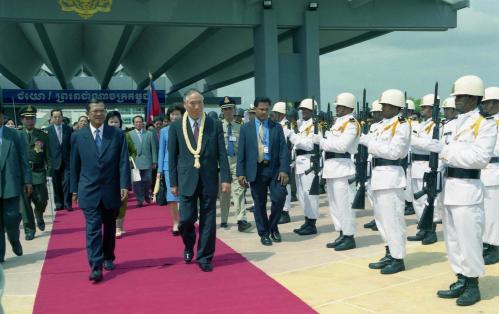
[411,154,430,162]
[325,152,351,160]
[446,167,481,179]
[30,163,46,171]
[295,149,313,156]
[258,160,270,166]
[490,157,499,163]
[372,158,402,167]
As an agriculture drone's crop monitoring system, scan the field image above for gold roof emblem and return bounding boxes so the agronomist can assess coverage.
[224,97,230,104]
[59,0,113,19]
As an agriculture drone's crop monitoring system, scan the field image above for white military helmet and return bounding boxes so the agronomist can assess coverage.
[406,99,416,110]
[299,98,317,111]
[272,102,286,114]
[451,75,484,97]
[379,89,405,108]
[334,92,356,109]
[370,100,382,112]
[442,97,456,109]
[248,103,256,113]
[482,87,499,102]
[420,94,440,107]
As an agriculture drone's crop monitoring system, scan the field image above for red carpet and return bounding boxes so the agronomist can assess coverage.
[33,197,315,313]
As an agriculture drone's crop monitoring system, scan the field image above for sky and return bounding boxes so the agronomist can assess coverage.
[219,0,499,108]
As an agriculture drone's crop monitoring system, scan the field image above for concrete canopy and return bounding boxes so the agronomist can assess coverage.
[0,0,466,98]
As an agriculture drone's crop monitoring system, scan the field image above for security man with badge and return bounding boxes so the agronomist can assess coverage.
[19,105,52,240]
[219,97,251,232]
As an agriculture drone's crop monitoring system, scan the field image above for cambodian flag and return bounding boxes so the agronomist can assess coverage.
[146,74,161,123]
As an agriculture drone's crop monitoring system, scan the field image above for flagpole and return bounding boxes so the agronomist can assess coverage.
[11,97,18,126]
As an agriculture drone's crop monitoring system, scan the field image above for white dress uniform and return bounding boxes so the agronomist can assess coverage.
[481,113,499,247]
[440,109,497,277]
[320,113,359,236]
[290,118,320,220]
[366,121,382,208]
[405,119,419,204]
[280,117,292,212]
[368,115,411,259]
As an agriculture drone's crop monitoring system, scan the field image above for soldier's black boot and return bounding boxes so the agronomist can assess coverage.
[422,224,438,245]
[293,217,309,234]
[380,257,405,274]
[363,219,376,229]
[278,211,291,224]
[407,229,425,241]
[404,201,415,215]
[335,235,356,251]
[297,219,317,235]
[437,274,466,298]
[457,277,481,306]
[326,231,343,248]
[369,246,391,269]
[484,244,498,265]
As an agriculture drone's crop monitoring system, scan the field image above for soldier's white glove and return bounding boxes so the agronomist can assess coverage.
[359,134,371,147]
[283,127,292,139]
[312,134,322,144]
[324,130,332,138]
[427,139,444,153]
[289,133,297,144]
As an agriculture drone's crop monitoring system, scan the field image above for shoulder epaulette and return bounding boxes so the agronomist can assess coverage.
[398,116,407,123]
[349,117,356,122]
[486,116,495,120]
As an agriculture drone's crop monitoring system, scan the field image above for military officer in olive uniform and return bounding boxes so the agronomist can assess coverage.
[219,97,252,232]
[19,105,52,240]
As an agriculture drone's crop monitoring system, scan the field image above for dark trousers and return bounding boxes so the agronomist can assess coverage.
[250,164,287,237]
[0,197,21,259]
[53,164,71,209]
[20,182,48,235]
[82,202,118,271]
[178,179,216,265]
[132,169,151,204]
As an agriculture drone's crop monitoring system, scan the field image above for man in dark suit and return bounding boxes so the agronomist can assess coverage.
[47,109,73,211]
[168,89,231,272]
[237,97,289,246]
[0,105,32,262]
[71,100,130,282]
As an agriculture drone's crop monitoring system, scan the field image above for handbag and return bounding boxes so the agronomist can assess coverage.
[130,158,141,183]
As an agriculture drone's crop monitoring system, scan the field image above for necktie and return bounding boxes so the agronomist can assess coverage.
[27,130,32,143]
[95,128,102,152]
[227,123,235,157]
[57,125,62,144]
[257,122,264,162]
[193,121,199,145]
[137,130,142,142]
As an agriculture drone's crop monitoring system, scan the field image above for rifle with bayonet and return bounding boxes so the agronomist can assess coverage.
[400,91,410,174]
[414,82,442,231]
[351,89,369,209]
[305,98,322,195]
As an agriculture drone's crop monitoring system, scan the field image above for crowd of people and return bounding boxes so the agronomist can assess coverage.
[0,74,498,307]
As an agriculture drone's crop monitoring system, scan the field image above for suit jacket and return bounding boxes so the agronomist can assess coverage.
[0,127,32,198]
[129,129,157,170]
[70,125,131,209]
[168,116,230,197]
[236,119,289,183]
[157,125,170,173]
[47,124,72,171]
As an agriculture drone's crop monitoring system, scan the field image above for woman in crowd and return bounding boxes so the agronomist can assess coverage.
[105,111,136,237]
[157,105,185,236]
[77,115,89,130]
[4,118,16,128]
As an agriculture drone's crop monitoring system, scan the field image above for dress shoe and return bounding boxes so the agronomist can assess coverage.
[172,229,180,236]
[363,219,376,229]
[89,269,103,282]
[291,194,298,202]
[137,202,143,208]
[335,235,356,251]
[293,218,309,234]
[369,246,391,269]
[12,241,23,256]
[422,231,437,245]
[456,277,481,306]
[66,207,74,212]
[220,222,228,228]
[404,201,415,215]
[380,257,405,274]
[270,231,282,243]
[437,274,466,298]
[407,230,425,241]
[103,260,115,271]
[326,231,343,249]
[25,232,35,241]
[278,211,291,224]
[296,219,317,236]
[37,220,46,231]
[184,249,194,263]
[198,262,213,272]
[260,235,272,246]
[484,245,498,265]
[371,224,378,231]
[237,220,252,232]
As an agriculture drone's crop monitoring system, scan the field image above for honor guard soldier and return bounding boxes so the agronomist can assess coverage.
[234,108,245,124]
[359,89,411,274]
[363,100,383,231]
[289,98,320,235]
[19,105,52,240]
[407,94,440,245]
[219,97,251,232]
[272,102,293,224]
[480,87,499,265]
[441,97,459,144]
[429,75,497,306]
[314,93,359,251]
